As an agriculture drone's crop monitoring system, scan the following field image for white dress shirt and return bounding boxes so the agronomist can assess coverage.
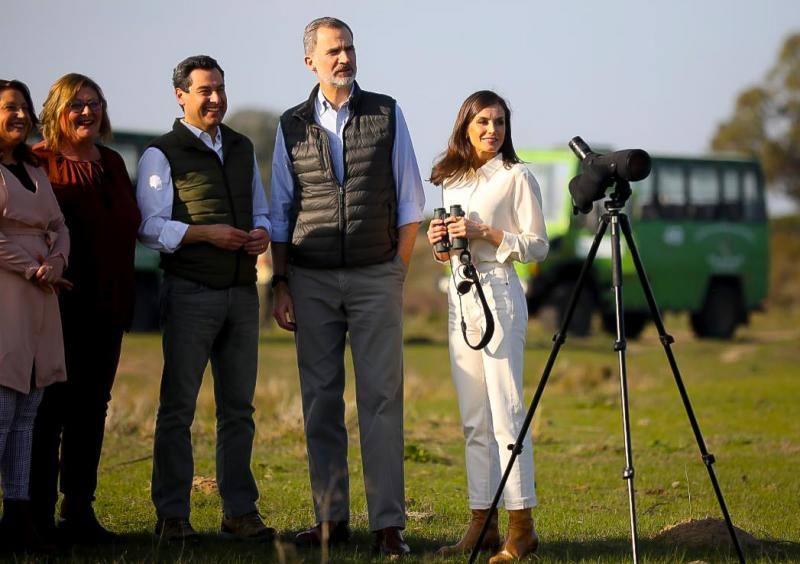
[269,87,425,243]
[136,120,271,253]
[443,154,549,264]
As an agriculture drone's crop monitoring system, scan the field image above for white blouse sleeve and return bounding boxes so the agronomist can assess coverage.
[495,167,549,263]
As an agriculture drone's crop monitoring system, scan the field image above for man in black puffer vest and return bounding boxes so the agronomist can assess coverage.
[136,55,274,543]
[270,18,425,557]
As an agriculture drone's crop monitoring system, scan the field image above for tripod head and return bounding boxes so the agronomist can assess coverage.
[568,137,650,214]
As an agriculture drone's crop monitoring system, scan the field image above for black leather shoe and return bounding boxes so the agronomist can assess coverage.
[374,527,410,557]
[58,506,118,544]
[294,521,350,547]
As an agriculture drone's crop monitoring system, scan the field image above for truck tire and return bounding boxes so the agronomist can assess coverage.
[690,283,741,339]
[601,311,648,340]
[539,282,595,337]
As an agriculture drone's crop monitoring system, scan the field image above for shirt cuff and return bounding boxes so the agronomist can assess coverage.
[270,220,290,243]
[158,221,190,253]
[495,231,517,263]
[49,252,68,268]
[397,203,424,227]
[253,215,272,236]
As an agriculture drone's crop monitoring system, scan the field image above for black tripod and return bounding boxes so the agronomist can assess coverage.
[468,187,745,563]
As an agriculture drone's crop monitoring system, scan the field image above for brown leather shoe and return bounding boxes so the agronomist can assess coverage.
[294,520,350,547]
[220,511,275,542]
[374,527,410,557]
[154,518,199,543]
[437,508,500,556]
[488,509,538,562]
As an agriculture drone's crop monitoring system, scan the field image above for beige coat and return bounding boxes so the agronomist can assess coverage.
[0,162,69,393]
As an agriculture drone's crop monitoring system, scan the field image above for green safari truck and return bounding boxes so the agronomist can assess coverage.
[519,148,769,339]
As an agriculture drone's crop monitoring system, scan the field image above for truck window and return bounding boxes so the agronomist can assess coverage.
[720,169,742,220]
[656,164,686,219]
[742,169,764,221]
[632,175,655,219]
[525,162,570,225]
[688,165,719,219]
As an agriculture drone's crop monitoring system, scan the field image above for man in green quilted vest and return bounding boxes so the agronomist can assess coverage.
[270,18,425,556]
[135,55,273,543]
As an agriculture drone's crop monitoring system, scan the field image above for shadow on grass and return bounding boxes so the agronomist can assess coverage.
[13,532,800,562]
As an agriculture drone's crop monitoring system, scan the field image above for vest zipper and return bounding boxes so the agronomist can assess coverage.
[313,125,346,267]
[339,112,355,267]
[213,152,241,287]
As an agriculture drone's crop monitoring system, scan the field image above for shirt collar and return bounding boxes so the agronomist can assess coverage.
[180,119,222,147]
[316,85,355,115]
[476,153,505,181]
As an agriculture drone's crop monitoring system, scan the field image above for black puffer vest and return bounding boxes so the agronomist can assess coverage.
[280,83,397,268]
[150,119,256,288]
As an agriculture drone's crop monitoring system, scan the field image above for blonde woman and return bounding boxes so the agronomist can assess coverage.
[30,74,140,544]
[428,90,548,562]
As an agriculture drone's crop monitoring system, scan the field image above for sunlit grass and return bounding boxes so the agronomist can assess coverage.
[12,307,800,562]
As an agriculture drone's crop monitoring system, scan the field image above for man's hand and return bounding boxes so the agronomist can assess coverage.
[243,228,270,256]
[184,224,250,250]
[272,284,296,331]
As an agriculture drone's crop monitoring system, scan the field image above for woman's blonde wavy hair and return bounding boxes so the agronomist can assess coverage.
[39,73,111,154]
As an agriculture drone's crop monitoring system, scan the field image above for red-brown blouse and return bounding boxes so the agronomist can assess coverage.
[32,142,141,328]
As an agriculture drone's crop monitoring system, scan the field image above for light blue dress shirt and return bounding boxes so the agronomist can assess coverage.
[136,120,271,253]
[269,88,425,243]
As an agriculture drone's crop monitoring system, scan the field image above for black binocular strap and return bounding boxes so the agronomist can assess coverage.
[458,265,495,351]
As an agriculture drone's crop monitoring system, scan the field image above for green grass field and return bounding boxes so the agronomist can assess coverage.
[15,303,797,563]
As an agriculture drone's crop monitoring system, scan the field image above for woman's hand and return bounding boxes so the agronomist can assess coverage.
[35,255,65,285]
[427,217,447,247]
[426,218,451,262]
[447,217,503,246]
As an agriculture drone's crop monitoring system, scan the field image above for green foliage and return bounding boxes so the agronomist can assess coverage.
[712,33,800,202]
[227,109,279,196]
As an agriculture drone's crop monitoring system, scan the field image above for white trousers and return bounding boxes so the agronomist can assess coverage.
[448,262,536,510]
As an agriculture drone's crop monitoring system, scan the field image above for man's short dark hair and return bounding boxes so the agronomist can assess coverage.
[172,55,224,91]
[303,17,353,55]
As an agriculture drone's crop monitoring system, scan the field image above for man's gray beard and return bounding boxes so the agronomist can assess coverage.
[330,76,355,87]
[321,71,356,88]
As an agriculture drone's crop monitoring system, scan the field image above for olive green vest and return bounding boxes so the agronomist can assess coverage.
[280,83,397,268]
[150,119,256,288]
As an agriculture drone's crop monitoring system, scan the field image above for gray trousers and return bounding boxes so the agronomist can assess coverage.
[290,256,407,531]
[0,385,43,500]
[151,275,260,520]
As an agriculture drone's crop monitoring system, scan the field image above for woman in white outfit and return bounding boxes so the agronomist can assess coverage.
[427,91,548,562]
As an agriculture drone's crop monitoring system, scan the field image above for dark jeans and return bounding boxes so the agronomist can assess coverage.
[29,316,123,522]
[151,275,260,520]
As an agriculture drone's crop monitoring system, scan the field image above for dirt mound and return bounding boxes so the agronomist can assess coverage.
[655,517,760,550]
[191,475,218,493]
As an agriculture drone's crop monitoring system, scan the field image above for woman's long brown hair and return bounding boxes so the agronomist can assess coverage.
[430,90,520,186]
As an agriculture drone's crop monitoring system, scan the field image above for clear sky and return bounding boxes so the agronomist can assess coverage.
[8,0,800,211]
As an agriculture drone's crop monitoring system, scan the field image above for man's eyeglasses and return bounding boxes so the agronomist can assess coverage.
[67,100,102,113]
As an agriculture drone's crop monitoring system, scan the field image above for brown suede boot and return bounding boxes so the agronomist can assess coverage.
[437,508,500,556]
[488,509,538,562]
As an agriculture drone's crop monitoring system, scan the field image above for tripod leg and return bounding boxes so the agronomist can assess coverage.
[609,214,640,563]
[467,217,610,564]
[619,214,746,563]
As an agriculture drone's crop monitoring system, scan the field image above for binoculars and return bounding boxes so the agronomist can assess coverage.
[433,204,468,253]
